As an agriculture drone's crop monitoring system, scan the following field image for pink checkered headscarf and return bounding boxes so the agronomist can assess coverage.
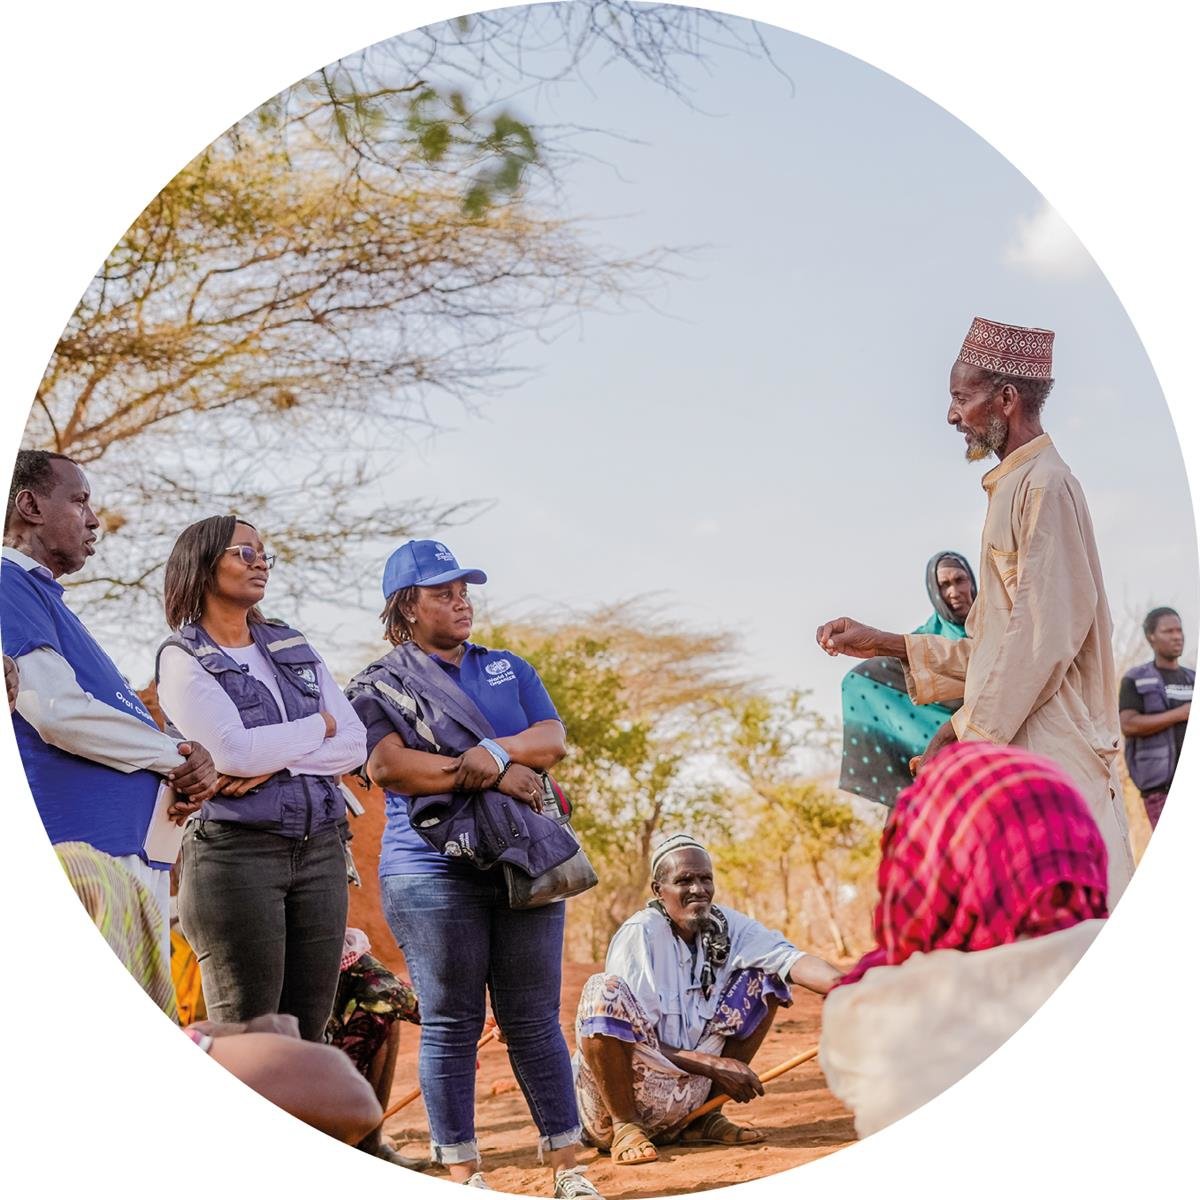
[838,743,1108,988]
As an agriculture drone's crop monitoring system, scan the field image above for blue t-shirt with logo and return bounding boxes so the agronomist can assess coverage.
[1,557,166,865]
[355,643,561,877]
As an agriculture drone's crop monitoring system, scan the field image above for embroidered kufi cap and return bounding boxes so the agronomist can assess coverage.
[650,833,708,876]
[957,316,1055,380]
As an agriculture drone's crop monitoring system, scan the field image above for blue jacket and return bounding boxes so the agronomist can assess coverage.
[1,554,164,864]
[345,642,577,876]
[155,619,344,838]
[1122,660,1194,793]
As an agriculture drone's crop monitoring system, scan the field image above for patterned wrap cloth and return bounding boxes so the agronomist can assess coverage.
[56,841,177,1020]
[837,742,1109,989]
[325,928,420,1074]
[574,967,788,1146]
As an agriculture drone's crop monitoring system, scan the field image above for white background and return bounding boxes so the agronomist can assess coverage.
[0,2,1194,1196]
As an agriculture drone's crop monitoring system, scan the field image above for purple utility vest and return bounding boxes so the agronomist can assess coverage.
[155,619,344,838]
[1122,660,1194,793]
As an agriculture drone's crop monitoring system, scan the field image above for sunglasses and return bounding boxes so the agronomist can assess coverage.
[224,545,276,569]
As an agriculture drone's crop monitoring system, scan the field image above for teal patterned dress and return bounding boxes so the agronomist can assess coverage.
[838,552,975,808]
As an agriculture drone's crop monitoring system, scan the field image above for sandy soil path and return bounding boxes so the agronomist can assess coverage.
[376,961,855,1197]
[344,779,855,1196]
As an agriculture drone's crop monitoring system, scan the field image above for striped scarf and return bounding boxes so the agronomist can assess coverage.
[648,899,730,999]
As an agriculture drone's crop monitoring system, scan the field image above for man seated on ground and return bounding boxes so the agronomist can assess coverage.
[574,834,840,1166]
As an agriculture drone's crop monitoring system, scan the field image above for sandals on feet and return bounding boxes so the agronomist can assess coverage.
[608,1120,658,1166]
[678,1111,765,1147]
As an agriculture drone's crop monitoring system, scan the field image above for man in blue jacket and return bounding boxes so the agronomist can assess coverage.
[1119,606,1193,829]
[3,450,218,944]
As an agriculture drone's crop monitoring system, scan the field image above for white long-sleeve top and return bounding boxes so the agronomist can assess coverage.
[156,641,366,778]
[3,547,185,774]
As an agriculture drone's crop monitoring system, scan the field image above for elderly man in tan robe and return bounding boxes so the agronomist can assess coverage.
[816,317,1134,903]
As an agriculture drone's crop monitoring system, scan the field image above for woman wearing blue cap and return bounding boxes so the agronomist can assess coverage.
[346,540,600,1197]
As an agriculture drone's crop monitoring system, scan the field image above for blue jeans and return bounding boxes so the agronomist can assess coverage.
[382,871,582,1163]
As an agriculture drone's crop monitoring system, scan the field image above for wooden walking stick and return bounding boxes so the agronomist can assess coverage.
[382,1025,502,1121]
[684,1044,821,1123]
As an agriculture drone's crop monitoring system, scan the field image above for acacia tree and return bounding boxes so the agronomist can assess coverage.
[32,131,644,617]
[715,691,881,957]
[22,3,771,658]
[291,3,776,182]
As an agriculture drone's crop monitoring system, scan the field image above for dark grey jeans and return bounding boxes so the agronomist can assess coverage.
[178,821,347,1041]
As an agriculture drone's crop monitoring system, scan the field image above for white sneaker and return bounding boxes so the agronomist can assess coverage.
[554,1166,604,1200]
[463,1173,492,1189]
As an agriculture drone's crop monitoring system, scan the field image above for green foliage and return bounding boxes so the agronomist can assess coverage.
[484,622,709,859]
[298,68,542,217]
[478,609,744,956]
[713,691,881,957]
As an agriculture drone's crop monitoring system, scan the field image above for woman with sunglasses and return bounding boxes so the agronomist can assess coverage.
[155,516,366,1041]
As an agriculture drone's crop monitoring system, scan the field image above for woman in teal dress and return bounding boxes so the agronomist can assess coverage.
[838,551,976,807]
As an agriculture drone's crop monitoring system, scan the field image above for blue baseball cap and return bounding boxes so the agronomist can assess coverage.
[382,539,487,599]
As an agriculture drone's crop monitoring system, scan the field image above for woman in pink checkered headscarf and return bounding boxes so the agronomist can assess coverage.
[820,742,1111,1137]
[838,741,1109,988]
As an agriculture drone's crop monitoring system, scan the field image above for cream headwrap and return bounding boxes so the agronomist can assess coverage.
[650,833,708,877]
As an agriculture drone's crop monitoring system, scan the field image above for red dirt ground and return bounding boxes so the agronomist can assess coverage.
[380,961,855,1198]
[344,779,856,1197]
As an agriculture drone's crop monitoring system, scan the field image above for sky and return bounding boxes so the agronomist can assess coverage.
[275,14,1195,719]
[40,12,1197,722]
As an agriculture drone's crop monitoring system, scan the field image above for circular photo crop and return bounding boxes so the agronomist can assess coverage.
[2,4,1193,1196]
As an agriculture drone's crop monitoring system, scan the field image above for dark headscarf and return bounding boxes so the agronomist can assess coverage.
[839,551,974,807]
[925,551,976,627]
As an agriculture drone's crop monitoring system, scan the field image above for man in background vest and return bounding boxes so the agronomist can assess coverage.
[2,450,219,945]
[1119,607,1193,829]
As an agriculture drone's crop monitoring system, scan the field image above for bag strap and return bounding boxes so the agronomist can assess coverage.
[388,642,498,741]
[544,773,571,818]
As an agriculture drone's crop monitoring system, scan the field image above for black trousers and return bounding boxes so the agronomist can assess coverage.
[178,821,347,1041]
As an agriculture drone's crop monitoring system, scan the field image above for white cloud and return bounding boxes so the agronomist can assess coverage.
[692,519,721,537]
[1003,202,1094,279]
